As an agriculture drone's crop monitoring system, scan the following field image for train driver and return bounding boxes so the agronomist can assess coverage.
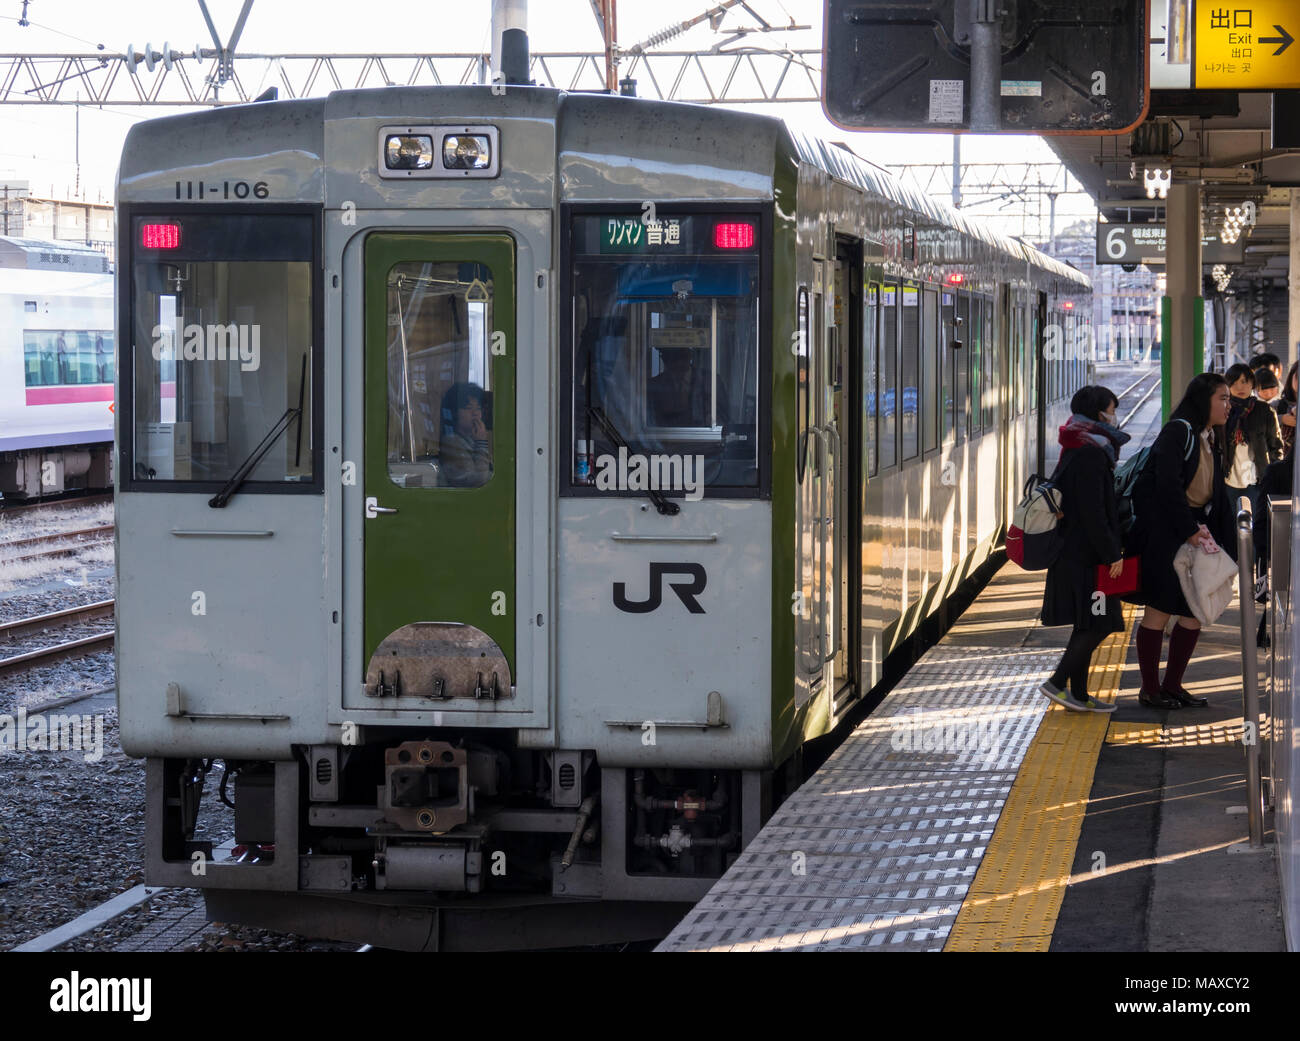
[647,346,729,429]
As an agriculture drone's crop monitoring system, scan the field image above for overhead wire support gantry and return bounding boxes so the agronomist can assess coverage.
[0,48,824,106]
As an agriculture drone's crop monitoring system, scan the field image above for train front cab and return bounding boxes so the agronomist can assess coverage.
[115,91,793,947]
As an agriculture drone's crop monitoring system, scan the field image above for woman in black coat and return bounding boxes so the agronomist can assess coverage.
[1126,372,1235,709]
[1039,385,1129,713]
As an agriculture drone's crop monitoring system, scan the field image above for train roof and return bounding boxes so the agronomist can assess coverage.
[0,267,113,296]
[0,236,113,274]
[787,132,1088,288]
[117,86,1086,289]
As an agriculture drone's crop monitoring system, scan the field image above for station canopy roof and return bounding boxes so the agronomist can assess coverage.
[1046,90,1299,285]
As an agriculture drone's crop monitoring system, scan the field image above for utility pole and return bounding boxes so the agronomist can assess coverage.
[969,0,1001,133]
[590,0,618,92]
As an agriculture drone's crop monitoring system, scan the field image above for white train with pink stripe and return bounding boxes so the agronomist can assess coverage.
[0,236,114,500]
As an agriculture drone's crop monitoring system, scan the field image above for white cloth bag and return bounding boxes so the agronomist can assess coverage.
[1172,542,1239,626]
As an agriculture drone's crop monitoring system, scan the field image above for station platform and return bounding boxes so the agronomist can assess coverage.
[656,561,1286,952]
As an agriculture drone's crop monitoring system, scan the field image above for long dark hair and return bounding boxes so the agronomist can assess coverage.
[1284,361,1298,405]
[1171,371,1227,432]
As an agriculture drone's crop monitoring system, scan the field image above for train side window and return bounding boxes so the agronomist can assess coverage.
[22,329,114,388]
[797,287,810,483]
[97,333,115,384]
[969,295,982,436]
[1069,311,1079,392]
[900,284,919,461]
[864,283,878,476]
[982,296,994,428]
[940,291,955,442]
[386,261,494,489]
[879,283,898,469]
[1046,309,1055,402]
[1014,304,1025,417]
[1053,310,1062,401]
[1030,305,1040,411]
[954,291,969,444]
[1066,311,1075,393]
[921,287,938,454]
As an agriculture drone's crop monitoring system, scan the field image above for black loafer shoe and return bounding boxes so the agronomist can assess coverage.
[1163,686,1208,708]
[1139,688,1182,710]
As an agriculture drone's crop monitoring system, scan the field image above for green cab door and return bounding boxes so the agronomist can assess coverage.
[362,233,517,708]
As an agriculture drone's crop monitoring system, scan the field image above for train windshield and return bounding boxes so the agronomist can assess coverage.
[128,213,314,486]
[569,213,761,495]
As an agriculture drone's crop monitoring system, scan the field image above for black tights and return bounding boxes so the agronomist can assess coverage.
[1049,626,1110,702]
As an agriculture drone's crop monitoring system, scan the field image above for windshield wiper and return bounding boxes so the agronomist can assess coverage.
[585,405,680,516]
[209,354,307,509]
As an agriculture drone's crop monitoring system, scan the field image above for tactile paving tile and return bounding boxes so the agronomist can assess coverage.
[944,603,1136,951]
[1106,718,1246,747]
[656,596,1073,951]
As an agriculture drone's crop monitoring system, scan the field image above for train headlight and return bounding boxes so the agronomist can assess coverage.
[378,125,498,179]
[384,134,435,170]
[442,134,492,171]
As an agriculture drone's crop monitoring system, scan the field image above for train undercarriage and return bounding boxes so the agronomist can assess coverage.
[145,739,771,950]
[0,442,112,500]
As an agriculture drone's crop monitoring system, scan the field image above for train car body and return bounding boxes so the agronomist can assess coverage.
[115,87,1089,949]
[0,237,115,500]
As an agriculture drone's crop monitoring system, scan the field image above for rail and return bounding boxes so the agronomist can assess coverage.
[0,631,114,678]
[0,599,115,640]
[0,525,114,563]
[1118,375,1161,431]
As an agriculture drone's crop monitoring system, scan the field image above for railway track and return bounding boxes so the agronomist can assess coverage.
[0,493,112,517]
[1113,370,1162,431]
[1114,370,1160,404]
[0,524,114,563]
[0,599,115,679]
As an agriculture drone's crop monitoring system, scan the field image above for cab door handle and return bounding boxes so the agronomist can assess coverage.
[365,496,398,518]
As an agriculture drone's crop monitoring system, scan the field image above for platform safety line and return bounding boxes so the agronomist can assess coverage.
[944,602,1137,952]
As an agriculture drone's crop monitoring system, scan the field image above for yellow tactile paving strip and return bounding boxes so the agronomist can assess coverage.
[1106,719,1245,747]
[944,603,1137,951]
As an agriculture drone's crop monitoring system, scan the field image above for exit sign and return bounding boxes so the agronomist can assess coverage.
[1152,0,1300,89]
[1197,1,1298,88]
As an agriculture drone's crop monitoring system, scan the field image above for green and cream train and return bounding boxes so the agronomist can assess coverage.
[115,86,1089,949]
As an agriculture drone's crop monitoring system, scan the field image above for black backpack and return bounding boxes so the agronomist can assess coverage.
[1114,418,1195,536]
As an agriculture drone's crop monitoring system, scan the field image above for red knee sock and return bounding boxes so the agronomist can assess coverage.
[1163,623,1201,692]
[1136,625,1164,692]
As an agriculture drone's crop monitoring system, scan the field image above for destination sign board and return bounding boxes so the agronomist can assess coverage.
[1096,223,1246,265]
